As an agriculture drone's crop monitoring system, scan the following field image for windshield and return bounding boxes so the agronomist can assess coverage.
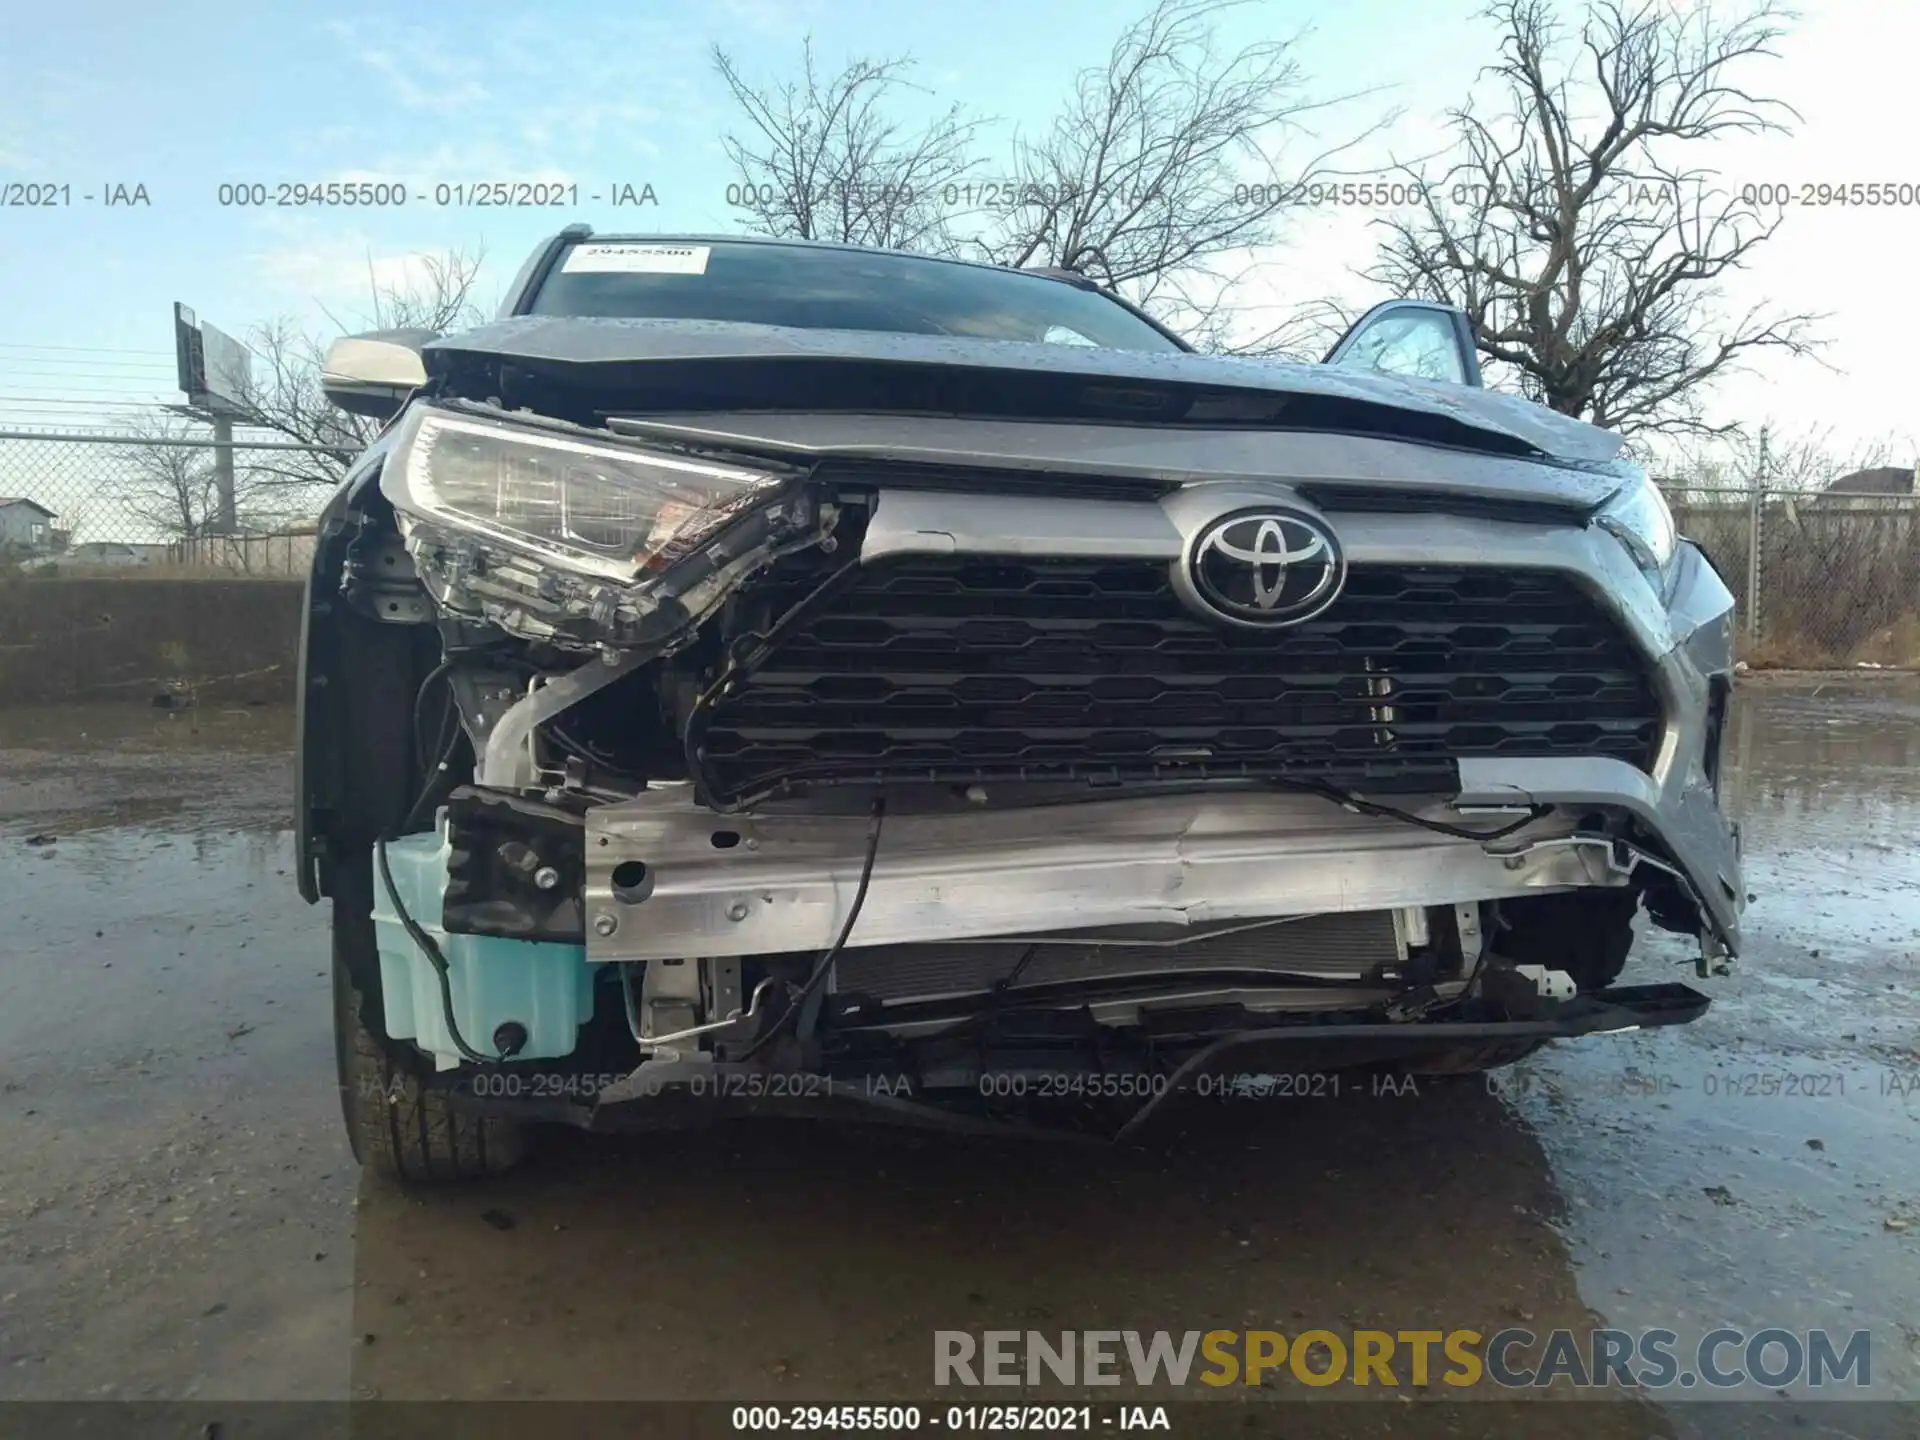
[525,239,1183,353]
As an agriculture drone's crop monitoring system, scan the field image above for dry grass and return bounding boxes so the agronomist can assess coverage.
[1741,613,1920,671]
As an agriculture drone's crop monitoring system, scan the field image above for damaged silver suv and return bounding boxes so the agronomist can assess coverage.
[298,228,1742,1180]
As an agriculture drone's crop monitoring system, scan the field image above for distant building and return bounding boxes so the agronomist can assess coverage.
[17,541,170,572]
[61,542,160,567]
[0,497,57,551]
[1824,465,1918,496]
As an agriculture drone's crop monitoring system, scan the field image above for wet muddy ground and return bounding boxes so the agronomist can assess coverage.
[1,680,1916,1437]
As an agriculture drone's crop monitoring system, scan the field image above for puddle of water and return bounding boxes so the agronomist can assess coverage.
[1519,677,1920,1403]
[0,702,294,839]
[4,684,1919,1417]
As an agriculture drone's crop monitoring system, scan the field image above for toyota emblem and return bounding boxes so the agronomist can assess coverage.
[1182,508,1345,627]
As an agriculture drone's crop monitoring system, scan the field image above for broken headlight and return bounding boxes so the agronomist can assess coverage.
[1595,468,1678,599]
[380,405,794,648]
[382,405,784,582]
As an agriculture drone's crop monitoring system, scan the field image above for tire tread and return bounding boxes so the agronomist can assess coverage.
[334,897,527,1183]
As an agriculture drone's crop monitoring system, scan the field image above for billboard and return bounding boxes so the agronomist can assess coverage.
[173,302,254,418]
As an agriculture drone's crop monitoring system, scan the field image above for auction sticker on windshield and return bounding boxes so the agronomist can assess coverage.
[563,242,711,274]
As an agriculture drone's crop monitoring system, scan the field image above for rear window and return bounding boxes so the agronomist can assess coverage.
[525,239,1183,354]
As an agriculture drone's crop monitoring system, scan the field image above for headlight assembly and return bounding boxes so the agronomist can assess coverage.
[1595,468,1678,597]
[382,406,785,583]
[380,405,801,649]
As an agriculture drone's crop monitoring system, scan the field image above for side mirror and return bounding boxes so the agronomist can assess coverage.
[321,330,433,419]
[1322,300,1483,388]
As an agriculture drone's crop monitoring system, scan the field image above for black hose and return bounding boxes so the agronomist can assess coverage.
[684,553,868,812]
[410,657,458,785]
[375,835,498,1064]
[1269,777,1550,841]
[740,796,887,1061]
[401,658,466,836]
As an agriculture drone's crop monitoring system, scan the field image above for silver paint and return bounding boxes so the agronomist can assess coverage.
[605,411,1627,507]
[432,312,1625,464]
[583,789,1630,963]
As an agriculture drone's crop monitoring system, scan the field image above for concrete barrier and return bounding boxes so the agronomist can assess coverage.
[0,575,304,705]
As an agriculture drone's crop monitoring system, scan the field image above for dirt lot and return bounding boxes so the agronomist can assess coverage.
[1,678,1917,1437]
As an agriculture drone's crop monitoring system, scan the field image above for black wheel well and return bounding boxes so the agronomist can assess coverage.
[1491,887,1639,992]
[299,491,442,901]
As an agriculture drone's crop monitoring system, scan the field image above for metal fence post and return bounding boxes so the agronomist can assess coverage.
[1746,429,1769,645]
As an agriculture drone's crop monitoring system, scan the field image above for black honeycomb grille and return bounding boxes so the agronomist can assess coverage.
[697,556,1661,802]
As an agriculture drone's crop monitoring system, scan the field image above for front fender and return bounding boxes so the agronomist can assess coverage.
[294,442,414,902]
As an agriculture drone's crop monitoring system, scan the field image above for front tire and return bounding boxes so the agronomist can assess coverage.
[331,858,527,1183]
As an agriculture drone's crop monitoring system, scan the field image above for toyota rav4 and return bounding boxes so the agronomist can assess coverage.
[299,228,1741,1180]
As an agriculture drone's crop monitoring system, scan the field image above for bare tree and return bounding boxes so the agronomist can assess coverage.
[106,249,488,549]
[981,0,1384,335]
[714,40,980,251]
[712,2,1387,350]
[237,317,376,483]
[235,247,488,491]
[1666,425,1915,498]
[358,249,489,334]
[1185,291,1358,360]
[106,415,304,542]
[1369,0,1822,438]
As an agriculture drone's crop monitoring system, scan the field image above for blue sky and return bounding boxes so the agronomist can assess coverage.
[1,0,1912,466]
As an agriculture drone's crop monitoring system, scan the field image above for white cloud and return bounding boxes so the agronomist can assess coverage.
[356,45,491,112]
[710,0,824,39]
[240,227,492,328]
[324,20,491,112]
[306,15,687,196]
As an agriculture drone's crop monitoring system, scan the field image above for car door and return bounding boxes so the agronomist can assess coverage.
[1322,299,1483,388]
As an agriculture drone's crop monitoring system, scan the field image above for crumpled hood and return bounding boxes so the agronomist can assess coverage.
[425,315,1626,467]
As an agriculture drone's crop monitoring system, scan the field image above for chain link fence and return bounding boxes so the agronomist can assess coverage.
[1660,482,1920,667]
[0,429,341,571]
[3,431,1915,666]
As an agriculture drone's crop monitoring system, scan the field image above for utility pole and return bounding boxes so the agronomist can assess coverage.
[212,414,237,535]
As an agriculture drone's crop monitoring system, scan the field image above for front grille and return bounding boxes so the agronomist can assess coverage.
[697,556,1661,803]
